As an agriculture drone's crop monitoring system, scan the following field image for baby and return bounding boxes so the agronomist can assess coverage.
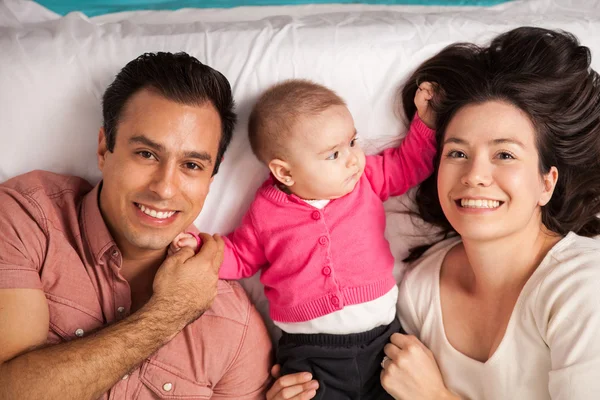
[172,80,436,400]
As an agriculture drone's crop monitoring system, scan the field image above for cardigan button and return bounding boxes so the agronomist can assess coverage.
[331,296,340,306]
[318,236,329,246]
[311,211,321,220]
[322,266,331,276]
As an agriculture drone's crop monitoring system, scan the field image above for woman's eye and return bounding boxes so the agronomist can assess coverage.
[497,152,515,160]
[446,150,466,159]
[326,151,339,160]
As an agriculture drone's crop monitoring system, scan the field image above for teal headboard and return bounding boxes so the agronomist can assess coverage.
[36,0,512,17]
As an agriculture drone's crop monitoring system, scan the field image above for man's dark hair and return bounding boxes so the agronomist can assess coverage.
[102,52,236,175]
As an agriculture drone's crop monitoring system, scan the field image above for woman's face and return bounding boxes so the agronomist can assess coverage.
[437,101,558,242]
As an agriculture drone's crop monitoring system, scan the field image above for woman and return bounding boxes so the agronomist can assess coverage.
[268,26,600,400]
[381,26,600,399]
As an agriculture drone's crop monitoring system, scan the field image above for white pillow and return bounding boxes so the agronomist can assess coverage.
[1,0,599,338]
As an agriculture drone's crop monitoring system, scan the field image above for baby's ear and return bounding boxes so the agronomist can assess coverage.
[269,158,294,186]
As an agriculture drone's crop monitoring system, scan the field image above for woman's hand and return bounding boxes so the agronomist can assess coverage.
[414,81,436,129]
[266,364,319,400]
[380,333,458,400]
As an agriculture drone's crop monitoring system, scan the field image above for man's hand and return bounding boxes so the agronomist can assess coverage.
[151,232,225,328]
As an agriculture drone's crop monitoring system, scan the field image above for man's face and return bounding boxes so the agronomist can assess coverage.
[98,88,221,258]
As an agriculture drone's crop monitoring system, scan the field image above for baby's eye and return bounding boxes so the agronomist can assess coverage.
[326,151,339,160]
[350,138,358,147]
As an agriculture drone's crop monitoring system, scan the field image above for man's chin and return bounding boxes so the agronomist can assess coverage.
[124,231,177,252]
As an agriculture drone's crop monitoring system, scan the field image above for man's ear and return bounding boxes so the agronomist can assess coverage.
[539,166,559,206]
[269,159,294,186]
[97,127,108,171]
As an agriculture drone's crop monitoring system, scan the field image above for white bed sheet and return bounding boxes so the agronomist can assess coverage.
[1,0,599,337]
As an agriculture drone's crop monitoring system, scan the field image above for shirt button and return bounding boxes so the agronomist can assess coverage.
[163,382,173,392]
[318,236,329,246]
[322,266,331,276]
[311,211,321,220]
[331,296,339,306]
[121,374,129,380]
[112,250,119,257]
[75,328,85,337]
[117,306,125,313]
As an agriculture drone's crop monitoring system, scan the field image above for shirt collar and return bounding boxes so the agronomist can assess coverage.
[80,181,117,264]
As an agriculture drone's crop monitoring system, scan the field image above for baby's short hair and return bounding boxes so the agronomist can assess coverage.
[248,79,346,163]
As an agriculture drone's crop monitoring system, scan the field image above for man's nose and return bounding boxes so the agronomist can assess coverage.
[148,163,178,199]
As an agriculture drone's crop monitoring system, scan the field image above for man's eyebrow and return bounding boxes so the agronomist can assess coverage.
[129,135,165,152]
[129,135,213,165]
[183,150,213,165]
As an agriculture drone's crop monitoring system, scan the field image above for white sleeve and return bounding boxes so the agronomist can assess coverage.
[540,252,600,399]
[397,271,422,336]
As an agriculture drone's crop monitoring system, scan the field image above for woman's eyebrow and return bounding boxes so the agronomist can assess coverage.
[443,137,467,145]
[490,138,525,148]
[442,137,525,148]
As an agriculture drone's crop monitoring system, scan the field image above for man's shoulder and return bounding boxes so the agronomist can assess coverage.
[0,170,93,233]
[202,279,256,325]
[1,170,92,199]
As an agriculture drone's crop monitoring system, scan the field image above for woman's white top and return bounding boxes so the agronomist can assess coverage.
[398,232,600,400]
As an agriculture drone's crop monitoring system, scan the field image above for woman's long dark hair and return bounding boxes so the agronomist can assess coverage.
[401,27,600,262]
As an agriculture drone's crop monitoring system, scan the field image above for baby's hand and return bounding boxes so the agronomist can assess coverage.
[414,81,436,129]
[168,232,201,256]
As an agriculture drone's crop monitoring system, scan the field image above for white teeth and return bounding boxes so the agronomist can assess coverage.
[460,199,501,209]
[137,204,175,219]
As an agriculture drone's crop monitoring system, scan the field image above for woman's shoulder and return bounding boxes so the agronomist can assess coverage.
[539,232,600,281]
[402,236,462,291]
[398,236,462,335]
[530,233,600,369]
[548,232,600,263]
[533,232,600,314]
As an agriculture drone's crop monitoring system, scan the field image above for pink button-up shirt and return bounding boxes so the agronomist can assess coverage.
[0,170,273,399]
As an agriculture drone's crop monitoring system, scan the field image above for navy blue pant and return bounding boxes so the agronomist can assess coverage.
[277,319,403,400]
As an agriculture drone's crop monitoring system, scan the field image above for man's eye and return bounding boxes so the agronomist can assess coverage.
[185,162,203,170]
[326,151,339,160]
[138,151,156,160]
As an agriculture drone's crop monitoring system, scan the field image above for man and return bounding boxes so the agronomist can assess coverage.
[0,52,272,399]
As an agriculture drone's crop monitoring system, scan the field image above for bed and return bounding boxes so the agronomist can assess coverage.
[1,0,599,337]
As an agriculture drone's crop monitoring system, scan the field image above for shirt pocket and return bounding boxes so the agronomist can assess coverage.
[46,293,104,342]
[137,360,213,399]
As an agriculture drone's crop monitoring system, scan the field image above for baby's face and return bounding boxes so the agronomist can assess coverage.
[284,105,366,200]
